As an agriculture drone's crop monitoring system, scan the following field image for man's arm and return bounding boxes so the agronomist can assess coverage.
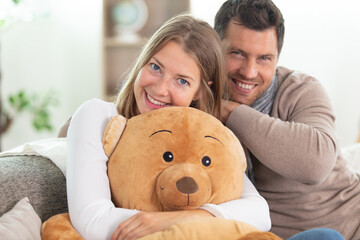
[225,76,338,185]
[221,99,241,124]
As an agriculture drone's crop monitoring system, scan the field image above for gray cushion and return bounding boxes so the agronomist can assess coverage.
[0,155,68,222]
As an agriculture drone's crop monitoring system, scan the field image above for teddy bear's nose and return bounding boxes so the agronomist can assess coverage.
[176,176,199,194]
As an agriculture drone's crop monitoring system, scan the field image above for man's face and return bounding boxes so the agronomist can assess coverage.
[224,20,279,106]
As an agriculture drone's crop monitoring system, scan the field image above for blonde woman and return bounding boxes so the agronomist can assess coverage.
[66,14,271,240]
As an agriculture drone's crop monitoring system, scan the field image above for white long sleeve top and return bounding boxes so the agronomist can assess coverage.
[66,98,271,240]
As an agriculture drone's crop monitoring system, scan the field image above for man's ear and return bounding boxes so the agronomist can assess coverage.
[103,115,127,157]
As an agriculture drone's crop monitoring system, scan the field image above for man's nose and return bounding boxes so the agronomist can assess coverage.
[239,59,257,80]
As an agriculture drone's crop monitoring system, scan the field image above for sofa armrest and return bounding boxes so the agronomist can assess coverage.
[0,155,68,222]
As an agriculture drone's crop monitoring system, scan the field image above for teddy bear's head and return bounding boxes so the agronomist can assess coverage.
[103,107,247,212]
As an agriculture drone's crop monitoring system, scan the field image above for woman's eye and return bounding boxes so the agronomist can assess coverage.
[178,78,189,86]
[151,63,160,71]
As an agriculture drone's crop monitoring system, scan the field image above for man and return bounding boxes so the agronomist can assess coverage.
[215,0,360,239]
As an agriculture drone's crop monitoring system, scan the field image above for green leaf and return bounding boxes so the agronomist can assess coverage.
[4,89,60,132]
[13,0,22,4]
[8,95,15,104]
[8,90,31,111]
[0,19,6,28]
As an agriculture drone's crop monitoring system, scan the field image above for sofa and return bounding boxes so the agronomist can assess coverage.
[0,136,359,239]
[0,137,68,239]
[0,155,68,221]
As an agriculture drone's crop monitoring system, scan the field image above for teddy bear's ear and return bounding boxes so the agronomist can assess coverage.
[103,115,127,158]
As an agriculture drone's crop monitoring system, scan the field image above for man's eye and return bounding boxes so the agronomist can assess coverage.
[151,63,160,71]
[260,56,270,61]
[229,51,245,59]
[178,78,189,86]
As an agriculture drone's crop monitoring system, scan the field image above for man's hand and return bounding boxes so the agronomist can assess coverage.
[111,209,212,240]
[221,99,241,123]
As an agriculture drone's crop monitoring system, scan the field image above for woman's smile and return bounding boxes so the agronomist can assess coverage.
[145,92,170,109]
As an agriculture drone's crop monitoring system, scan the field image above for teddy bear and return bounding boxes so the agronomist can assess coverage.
[42,107,281,240]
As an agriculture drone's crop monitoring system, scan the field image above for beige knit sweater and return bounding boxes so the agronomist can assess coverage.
[226,66,360,239]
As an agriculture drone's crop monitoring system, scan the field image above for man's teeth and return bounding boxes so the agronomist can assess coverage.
[237,82,255,90]
[147,94,166,106]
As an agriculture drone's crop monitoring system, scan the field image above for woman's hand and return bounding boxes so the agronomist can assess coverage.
[111,209,213,240]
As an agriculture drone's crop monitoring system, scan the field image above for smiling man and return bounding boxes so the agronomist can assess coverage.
[224,20,278,107]
[215,0,360,240]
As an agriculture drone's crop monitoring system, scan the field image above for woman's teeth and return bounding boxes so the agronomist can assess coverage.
[147,93,166,106]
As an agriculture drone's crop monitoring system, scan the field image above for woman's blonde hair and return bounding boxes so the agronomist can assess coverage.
[116,13,226,119]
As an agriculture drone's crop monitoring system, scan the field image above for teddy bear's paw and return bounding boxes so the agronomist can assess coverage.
[238,231,283,240]
[41,213,84,240]
[136,217,281,240]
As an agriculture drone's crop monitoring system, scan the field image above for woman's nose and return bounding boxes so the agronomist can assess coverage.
[155,76,171,96]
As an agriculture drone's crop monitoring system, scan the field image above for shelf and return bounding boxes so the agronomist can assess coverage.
[104,37,147,48]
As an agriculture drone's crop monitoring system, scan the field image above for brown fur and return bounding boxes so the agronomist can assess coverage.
[106,107,246,211]
[239,231,283,240]
[41,213,83,240]
[42,107,281,239]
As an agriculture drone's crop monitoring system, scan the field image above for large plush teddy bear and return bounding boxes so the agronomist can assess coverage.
[42,107,281,240]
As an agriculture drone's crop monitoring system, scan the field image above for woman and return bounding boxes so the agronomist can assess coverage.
[66,14,271,240]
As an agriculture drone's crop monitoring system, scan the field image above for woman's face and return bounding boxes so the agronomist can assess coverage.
[134,41,201,114]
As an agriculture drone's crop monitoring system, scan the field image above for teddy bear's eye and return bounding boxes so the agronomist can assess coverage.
[202,156,211,167]
[163,151,174,162]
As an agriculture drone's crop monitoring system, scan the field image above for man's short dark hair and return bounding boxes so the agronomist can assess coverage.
[214,0,285,54]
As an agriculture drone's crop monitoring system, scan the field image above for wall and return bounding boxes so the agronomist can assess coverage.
[192,0,360,147]
[274,0,360,147]
[1,0,360,150]
[1,0,102,150]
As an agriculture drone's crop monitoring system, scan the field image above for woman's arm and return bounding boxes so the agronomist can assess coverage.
[67,99,139,240]
[199,173,271,231]
[110,175,267,239]
[111,209,213,240]
[111,174,270,240]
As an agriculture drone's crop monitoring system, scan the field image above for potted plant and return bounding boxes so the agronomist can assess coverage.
[0,89,59,134]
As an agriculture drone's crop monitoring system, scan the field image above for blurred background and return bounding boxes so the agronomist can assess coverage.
[1,0,359,151]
